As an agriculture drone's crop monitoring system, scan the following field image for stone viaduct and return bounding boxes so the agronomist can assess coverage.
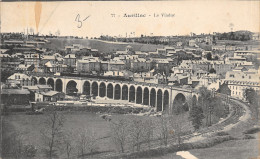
[31,75,198,113]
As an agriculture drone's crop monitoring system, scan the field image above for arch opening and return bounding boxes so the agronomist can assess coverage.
[56,79,63,92]
[163,90,169,113]
[114,84,121,100]
[39,78,46,85]
[122,85,128,100]
[92,82,98,96]
[143,87,149,105]
[150,88,156,107]
[129,86,135,103]
[136,87,142,104]
[157,89,163,111]
[173,93,188,114]
[47,78,54,90]
[99,82,106,97]
[66,80,78,95]
[83,81,91,95]
[32,77,37,85]
[107,83,113,99]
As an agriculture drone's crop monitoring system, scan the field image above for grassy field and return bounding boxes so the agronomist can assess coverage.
[5,103,256,159]
[2,111,184,158]
[144,137,259,159]
[3,111,125,158]
[44,38,164,53]
[3,111,194,159]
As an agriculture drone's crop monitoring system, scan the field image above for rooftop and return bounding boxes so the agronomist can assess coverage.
[1,89,30,95]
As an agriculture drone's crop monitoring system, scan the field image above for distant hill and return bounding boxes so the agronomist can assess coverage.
[44,38,164,53]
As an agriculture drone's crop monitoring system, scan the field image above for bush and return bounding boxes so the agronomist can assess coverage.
[112,136,235,159]
[23,145,38,157]
[215,131,230,136]
[42,105,144,114]
[243,135,255,140]
[243,127,260,134]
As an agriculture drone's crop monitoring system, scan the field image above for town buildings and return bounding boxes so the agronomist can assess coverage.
[224,68,259,99]
[1,32,259,106]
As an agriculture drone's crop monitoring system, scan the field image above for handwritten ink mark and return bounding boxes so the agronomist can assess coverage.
[75,14,91,28]
[83,15,90,21]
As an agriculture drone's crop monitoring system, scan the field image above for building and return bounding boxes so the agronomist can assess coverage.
[65,44,85,53]
[64,54,77,68]
[76,57,101,73]
[100,61,109,72]
[212,61,235,76]
[41,55,63,65]
[156,48,167,56]
[176,42,183,47]
[224,68,259,99]
[204,36,212,45]
[1,89,30,105]
[180,60,213,72]
[35,91,65,102]
[0,53,21,70]
[7,73,32,86]
[130,58,151,72]
[44,61,68,73]
[116,45,133,55]
[189,40,196,47]
[24,52,41,67]
[104,70,133,78]
[108,59,125,71]
[234,50,260,60]
[16,64,33,72]
[212,45,226,51]
[159,37,169,43]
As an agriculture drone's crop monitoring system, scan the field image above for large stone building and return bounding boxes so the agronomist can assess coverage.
[24,52,41,66]
[224,68,259,99]
[108,59,125,71]
[130,58,151,72]
[64,54,77,68]
[76,57,101,73]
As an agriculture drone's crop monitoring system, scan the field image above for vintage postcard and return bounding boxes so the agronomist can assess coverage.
[0,1,259,159]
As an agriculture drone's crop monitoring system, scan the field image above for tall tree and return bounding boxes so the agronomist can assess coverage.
[198,86,211,126]
[41,107,65,159]
[189,105,205,130]
[110,118,129,153]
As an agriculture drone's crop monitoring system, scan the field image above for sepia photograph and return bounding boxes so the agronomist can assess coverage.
[0,1,259,159]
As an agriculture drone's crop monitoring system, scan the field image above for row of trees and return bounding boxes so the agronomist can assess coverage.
[2,108,101,159]
[110,114,189,155]
[244,88,259,119]
[215,31,252,41]
[189,87,229,130]
[12,108,188,158]
[40,107,100,159]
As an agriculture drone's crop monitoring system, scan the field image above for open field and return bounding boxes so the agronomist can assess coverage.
[44,38,164,53]
[3,111,114,158]
[2,111,193,158]
[147,137,259,159]
[2,99,256,159]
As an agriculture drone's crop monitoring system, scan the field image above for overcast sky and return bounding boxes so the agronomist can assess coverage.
[1,1,259,37]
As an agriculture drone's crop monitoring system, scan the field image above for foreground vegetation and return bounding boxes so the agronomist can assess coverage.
[2,110,193,159]
[1,88,259,159]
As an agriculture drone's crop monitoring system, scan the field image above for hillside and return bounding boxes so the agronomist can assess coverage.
[44,38,164,53]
